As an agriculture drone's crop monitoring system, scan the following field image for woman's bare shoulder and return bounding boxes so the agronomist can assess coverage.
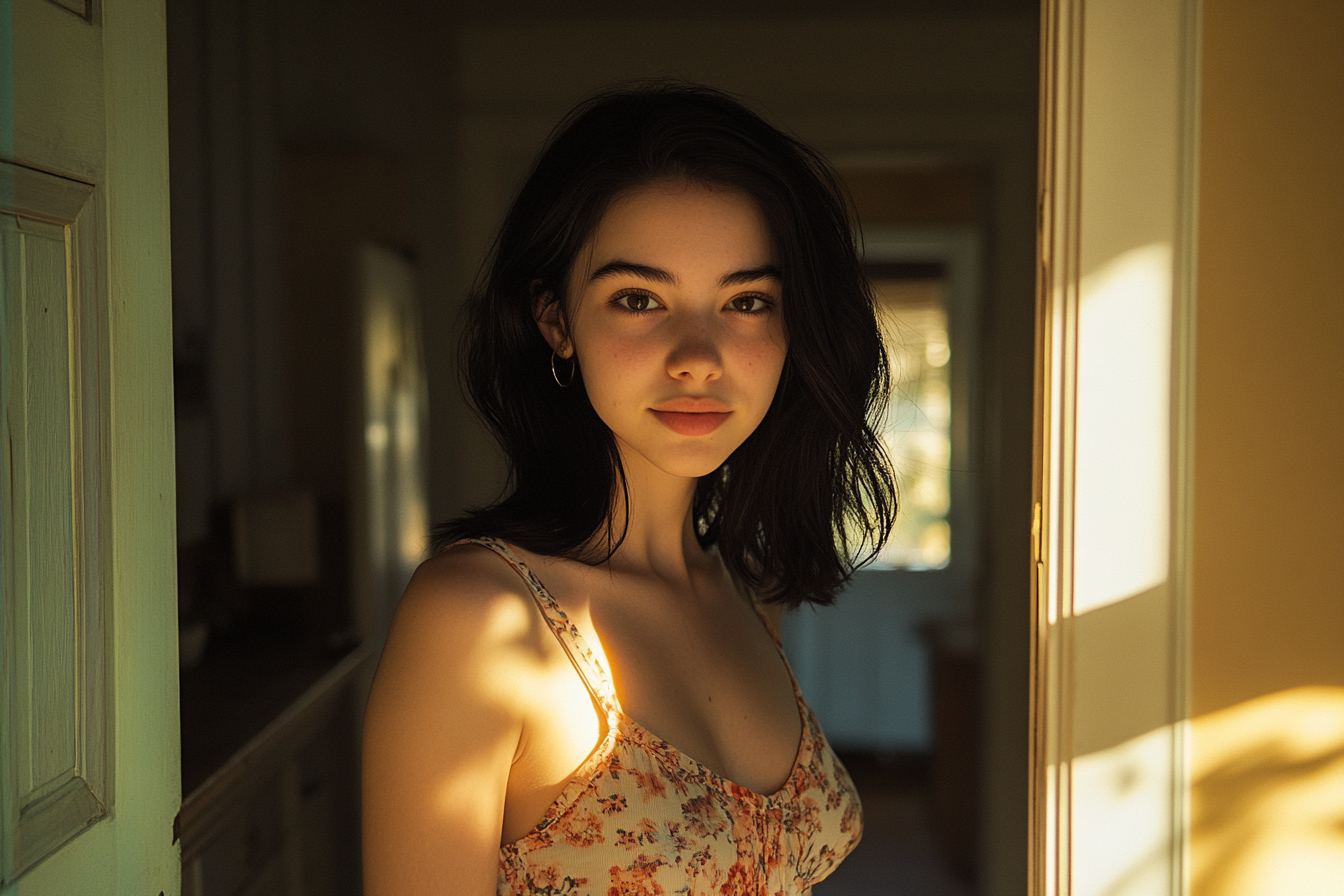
[376,542,541,691]
[405,540,527,602]
[364,542,541,795]
[363,542,537,894]
[396,540,535,619]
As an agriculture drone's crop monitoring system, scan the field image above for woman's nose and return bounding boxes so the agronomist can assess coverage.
[665,315,723,383]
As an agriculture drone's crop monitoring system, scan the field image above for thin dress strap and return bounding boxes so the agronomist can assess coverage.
[457,538,622,719]
[745,593,809,704]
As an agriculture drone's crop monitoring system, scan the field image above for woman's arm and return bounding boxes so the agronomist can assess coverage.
[361,549,530,896]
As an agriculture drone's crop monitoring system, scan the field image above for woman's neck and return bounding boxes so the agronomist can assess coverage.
[598,440,711,585]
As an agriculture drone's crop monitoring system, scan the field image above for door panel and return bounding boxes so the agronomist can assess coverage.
[1,0,179,893]
[0,164,107,883]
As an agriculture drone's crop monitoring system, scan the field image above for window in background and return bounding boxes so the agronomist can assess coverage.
[868,262,953,570]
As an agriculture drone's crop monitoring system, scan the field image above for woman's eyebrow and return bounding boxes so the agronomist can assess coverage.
[588,260,676,285]
[587,260,782,288]
[719,265,782,287]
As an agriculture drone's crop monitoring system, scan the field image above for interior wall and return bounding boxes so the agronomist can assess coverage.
[1191,0,1344,892]
[273,0,461,514]
[168,0,291,543]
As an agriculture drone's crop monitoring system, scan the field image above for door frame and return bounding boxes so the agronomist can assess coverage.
[1031,0,1201,894]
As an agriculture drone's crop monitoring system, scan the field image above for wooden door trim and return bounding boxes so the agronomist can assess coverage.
[1030,0,1202,893]
[1031,0,1085,889]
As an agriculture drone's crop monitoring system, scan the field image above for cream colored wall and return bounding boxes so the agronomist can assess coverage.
[1191,0,1344,892]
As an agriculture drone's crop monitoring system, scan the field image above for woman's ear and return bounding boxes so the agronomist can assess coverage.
[531,280,573,358]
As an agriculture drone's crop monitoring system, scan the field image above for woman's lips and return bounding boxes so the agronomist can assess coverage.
[650,410,732,436]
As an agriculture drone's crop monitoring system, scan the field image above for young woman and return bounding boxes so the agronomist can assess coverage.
[362,83,896,895]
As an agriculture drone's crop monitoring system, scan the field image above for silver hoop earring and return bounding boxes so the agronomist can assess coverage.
[550,350,576,388]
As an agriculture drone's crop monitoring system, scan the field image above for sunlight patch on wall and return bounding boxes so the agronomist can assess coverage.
[1074,243,1172,614]
[1192,687,1344,896]
[1070,722,1179,896]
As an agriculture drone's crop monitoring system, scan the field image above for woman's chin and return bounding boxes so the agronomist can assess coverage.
[651,453,733,481]
[616,439,735,482]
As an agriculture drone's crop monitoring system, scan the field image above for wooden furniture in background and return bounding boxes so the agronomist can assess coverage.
[179,648,371,896]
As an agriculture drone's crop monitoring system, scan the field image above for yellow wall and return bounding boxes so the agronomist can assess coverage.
[1192,0,1344,892]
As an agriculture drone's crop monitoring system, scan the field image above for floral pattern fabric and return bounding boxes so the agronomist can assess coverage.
[467,539,863,896]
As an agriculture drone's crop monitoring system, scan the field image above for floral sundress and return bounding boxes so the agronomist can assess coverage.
[468,539,864,896]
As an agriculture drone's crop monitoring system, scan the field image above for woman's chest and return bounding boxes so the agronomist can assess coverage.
[502,563,804,843]
[554,568,802,790]
[500,712,865,896]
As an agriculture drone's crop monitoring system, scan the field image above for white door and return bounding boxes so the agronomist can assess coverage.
[1,1,179,893]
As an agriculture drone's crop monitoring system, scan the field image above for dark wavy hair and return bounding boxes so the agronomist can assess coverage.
[434,82,896,608]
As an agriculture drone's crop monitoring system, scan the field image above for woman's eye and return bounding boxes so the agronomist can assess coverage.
[728,294,771,313]
[614,292,661,312]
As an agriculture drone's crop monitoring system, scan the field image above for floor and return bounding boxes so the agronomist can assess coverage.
[812,753,975,896]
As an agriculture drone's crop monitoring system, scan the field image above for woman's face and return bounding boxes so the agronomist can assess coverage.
[541,179,787,480]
